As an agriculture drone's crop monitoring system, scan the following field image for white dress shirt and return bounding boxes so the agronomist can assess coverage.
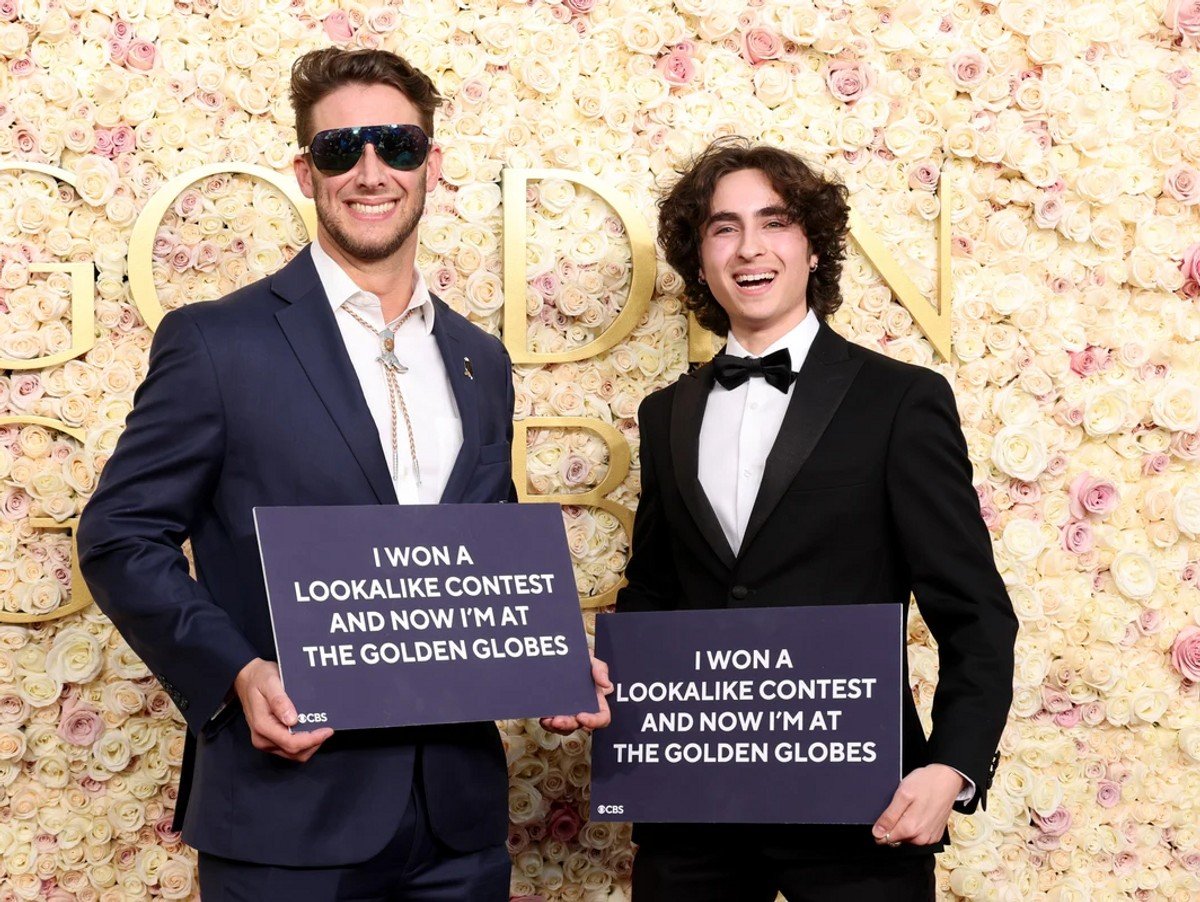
[696,310,975,803]
[311,238,462,504]
[698,310,820,556]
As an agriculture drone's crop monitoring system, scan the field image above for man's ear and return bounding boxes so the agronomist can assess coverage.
[424,144,442,193]
[294,153,315,199]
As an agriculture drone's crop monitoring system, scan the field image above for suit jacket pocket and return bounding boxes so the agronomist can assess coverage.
[478,440,509,464]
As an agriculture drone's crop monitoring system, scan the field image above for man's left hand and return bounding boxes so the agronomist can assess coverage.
[539,653,613,735]
[871,763,966,846]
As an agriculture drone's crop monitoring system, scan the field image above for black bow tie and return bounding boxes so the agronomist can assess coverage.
[712,348,796,392]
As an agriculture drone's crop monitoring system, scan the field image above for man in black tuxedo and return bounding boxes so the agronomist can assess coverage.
[616,140,1016,900]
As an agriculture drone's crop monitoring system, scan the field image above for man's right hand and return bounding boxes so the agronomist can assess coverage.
[233,658,333,762]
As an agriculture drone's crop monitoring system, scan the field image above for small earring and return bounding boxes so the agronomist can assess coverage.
[698,271,706,284]
[809,260,818,272]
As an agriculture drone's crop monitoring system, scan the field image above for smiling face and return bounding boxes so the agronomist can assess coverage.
[699,168,816,350]
[294,82,441,268]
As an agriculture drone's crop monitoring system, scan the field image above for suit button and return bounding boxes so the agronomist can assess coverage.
[730,585,749,600]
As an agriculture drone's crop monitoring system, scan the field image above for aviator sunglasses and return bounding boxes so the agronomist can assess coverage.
[300,124,431,175]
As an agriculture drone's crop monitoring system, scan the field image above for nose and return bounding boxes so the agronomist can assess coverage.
[354,142,388,187]
[737,225,765,259]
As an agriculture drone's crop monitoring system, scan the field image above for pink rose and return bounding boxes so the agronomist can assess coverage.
[194,240,221,273]
[110,18,133,45]
[656,50,696,86]
[1,487,32,520]
[1068,345,1110,377]
[1165,164,1200,204]
[559,454,591,487]
[323,10,354,42]
[1142,453,1171,474]
[742,28,782,65]
[565,0,596,13]
[948,49,988,89]
[1068,472,1119,519]
[174,188,203,218]
[1171,625,1200,681]
[107,38,127,65]
[11,372,43,409]
[10,57,33,77]
[58,703,105,746]
[547,802,582,843]
[125,39,157,71]
[1137,609,1163,635]
[907,161,939,191]
[110,125,136,154]
[169,246,196,273]
[1171,431,1200,460]
[1181,243,1200,285]
[93,128,115,158]
[1053,705,1082,728]
[1168,66,1193,87]
[824,59,875,103]
[1096,781,1122,808]
[1033,806,1072,837]
[1034,194,1064,228]
[1165,0,1200,47]
[1061,520,1094,554]
[0,0,16,21]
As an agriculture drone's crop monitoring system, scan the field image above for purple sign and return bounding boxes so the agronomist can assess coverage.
[591,605,902,823]
[253,504,596,731]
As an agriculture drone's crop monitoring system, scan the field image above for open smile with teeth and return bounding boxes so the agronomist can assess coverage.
[734,271,776,288]
[349,200,397,215]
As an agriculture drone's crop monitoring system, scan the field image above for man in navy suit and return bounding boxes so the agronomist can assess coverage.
[78,48,606,900]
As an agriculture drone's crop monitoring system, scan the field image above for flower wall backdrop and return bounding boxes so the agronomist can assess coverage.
[2,0,1200,899]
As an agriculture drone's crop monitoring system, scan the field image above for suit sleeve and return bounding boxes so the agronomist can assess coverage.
[885,369,1016,812]
[502,343,518,503]
[616,394,684,613]
[77,307,259,736]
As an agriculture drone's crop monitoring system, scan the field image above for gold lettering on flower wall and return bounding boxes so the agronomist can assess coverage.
[1,162,952,620]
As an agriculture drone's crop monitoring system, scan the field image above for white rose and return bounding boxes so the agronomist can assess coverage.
[1110,550,1156,601]
[991,425,1048,481]
[1151,380,1200,432]
[1082,386,1132,437]
[1172,483,1200,538]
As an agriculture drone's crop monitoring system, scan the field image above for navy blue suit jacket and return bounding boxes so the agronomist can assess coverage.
[77,247,514,866]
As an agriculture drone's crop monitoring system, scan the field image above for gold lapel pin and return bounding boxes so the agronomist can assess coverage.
[463,357,473,380]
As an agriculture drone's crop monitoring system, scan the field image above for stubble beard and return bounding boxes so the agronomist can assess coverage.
[316,170,426,263]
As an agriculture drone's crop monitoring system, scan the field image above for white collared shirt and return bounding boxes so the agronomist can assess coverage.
[698,310,820,556]
[310,238,462,504]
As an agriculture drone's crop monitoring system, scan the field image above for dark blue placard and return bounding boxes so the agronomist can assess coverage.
[253,504,596,731]
[591,605,902,824]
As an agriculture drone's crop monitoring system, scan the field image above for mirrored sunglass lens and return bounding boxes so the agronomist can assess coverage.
[310,126,428,173]
[374,127,429,170]
[310,130,365,174]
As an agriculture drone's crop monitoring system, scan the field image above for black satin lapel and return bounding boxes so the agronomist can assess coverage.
[739,337,863,557]
[274,287,397,505]
[669,366,736,569]
[432,303,479,503]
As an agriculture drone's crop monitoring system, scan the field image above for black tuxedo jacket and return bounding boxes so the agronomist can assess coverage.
[616,322,1016,858]
[77,247,514,866]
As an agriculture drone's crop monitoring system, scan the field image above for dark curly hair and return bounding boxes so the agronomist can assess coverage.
[658,138,850,333]
[290,49,444,148]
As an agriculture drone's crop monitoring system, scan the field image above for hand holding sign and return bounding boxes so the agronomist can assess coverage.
[540,652,614,735]
[234,658,333,761]
[871,763,966,846]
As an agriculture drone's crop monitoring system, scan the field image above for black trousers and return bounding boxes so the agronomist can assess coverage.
[632,845,936,902]
[198,775,510,902]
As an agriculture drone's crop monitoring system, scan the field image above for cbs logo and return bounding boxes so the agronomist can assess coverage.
[596,804,624,815]
[295,712,328,725]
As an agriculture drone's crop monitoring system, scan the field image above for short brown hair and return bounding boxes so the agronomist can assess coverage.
[290,48,444,147]
[658,138,850,333]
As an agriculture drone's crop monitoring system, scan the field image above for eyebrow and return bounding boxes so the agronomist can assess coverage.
[705,205,792,227]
